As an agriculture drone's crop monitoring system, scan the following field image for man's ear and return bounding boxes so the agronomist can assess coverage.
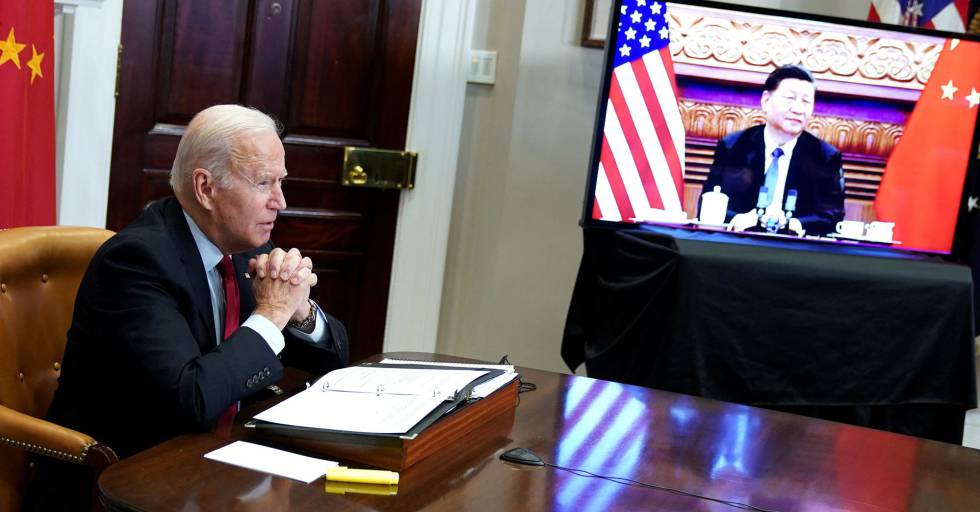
[192,168,216,211]
[760,90,771,111]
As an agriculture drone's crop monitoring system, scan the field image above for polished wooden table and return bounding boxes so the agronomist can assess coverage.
[99,353,980,511]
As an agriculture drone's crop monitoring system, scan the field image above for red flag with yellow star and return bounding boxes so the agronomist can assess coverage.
[874,38,980,253]
[0,1,55,227]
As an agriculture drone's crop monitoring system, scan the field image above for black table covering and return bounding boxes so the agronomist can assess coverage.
[562,225,977,443]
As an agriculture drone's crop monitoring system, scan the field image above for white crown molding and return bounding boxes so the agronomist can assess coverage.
[55,0,104,15]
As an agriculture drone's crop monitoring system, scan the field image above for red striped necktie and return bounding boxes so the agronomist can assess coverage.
[214,255,239,432]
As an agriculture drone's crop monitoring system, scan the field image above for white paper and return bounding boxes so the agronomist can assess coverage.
[204,441,338,483]
[255,386,447,434]
[471,372,520,398]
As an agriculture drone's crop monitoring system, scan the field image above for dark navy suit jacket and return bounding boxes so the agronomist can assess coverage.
[700,125,845,236]
[45,196,348,459]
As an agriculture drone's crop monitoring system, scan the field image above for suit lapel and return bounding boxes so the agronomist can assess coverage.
[162,198,218,351]
[784,132,812,202]
[748,126,767,190]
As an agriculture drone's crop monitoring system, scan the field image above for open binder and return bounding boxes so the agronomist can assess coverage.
[245,360,520,470]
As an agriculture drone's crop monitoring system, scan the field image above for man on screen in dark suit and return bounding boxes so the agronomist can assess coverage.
[700,65,845,236]
[27,105,349,509]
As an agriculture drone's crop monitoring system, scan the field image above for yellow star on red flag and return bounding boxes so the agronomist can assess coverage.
[27,44,43,84]
[0,27,26,69]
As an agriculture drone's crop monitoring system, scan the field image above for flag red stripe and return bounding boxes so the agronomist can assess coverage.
[631,55,685,196]
[592,198,603,220]
[953,0,969,20]
[608,75,664,210]
[658,47,680,104]
[599,138,636,220]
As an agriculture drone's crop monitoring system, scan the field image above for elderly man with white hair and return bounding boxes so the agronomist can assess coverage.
[27,105,349,510]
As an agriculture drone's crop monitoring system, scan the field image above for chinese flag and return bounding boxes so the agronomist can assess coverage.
[874,38,980,253]
[0,1,55,227]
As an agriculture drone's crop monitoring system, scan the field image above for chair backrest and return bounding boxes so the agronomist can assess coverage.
[0,226,113,512]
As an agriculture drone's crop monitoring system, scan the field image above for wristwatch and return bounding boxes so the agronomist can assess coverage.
[287,299,316,334]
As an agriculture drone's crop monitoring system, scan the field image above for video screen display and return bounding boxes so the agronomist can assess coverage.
[583,0,980,254]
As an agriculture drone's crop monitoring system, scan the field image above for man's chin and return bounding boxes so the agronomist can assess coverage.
[785,122,805,134]
[243,232,273,251]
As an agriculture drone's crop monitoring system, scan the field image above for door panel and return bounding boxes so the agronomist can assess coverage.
[108,0,422,361]
[164,1,249,116]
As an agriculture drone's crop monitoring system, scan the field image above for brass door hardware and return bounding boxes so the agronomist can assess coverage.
[342,147,418,189]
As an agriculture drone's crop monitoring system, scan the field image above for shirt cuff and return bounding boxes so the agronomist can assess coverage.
[287,300,327,342]
[243,314,286,355]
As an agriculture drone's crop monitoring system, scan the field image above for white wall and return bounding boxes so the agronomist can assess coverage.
[437,0,603,373]
[437,0,876,374]
[730,0,869,19]
[55,0,122,228]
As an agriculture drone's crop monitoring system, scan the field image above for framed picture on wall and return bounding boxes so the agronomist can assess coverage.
[582,0,612,48]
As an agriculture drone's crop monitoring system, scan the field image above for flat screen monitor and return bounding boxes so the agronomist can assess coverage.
[582,0,980,255]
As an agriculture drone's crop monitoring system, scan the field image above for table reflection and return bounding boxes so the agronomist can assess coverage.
[554,378,649,512]
[550,378,779,511]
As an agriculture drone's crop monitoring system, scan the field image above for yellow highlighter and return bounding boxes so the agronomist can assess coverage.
[324,481,398,496]
[325,466,400,485]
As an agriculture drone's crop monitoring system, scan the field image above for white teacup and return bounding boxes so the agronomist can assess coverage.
[699,186,729,225]
[865,221,895,242]
[836,220,865,238]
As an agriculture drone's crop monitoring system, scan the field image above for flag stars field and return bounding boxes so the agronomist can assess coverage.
[0,25,46,85]
[0,27,26,69]
[27,44,43,84]
[941,79,958,100]
[967,89,980,109]
[938,80,980,109]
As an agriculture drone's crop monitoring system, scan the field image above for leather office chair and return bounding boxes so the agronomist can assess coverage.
[0,226,116,512]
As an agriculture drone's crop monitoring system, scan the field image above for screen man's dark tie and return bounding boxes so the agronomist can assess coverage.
[761,147,784,208]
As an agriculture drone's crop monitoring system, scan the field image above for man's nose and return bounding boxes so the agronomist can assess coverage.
[270,183,287,210]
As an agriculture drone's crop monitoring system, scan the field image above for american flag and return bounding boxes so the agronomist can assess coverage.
[592,0,685,222]
[868,0,970,32]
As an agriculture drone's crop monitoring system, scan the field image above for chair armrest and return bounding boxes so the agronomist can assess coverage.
[0,404,118,470]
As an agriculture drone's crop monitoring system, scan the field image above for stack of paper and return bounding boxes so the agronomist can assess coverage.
[378,358,518,398]
[253,360,518,435]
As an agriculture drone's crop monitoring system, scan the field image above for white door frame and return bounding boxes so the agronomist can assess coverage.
[383,0,475,354]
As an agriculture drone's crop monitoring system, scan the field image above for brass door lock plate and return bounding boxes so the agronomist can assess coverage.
[342,147,418,189]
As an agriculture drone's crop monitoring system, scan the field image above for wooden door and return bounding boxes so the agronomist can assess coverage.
[107,0,421,361]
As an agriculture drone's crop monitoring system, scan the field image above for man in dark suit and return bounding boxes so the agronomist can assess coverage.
[700,65,845,236]
[27,105,349,509]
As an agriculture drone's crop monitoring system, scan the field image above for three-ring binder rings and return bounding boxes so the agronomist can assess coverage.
[245,359,521,470]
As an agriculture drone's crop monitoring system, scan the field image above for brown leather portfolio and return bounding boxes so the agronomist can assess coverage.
[247,378,519,470]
